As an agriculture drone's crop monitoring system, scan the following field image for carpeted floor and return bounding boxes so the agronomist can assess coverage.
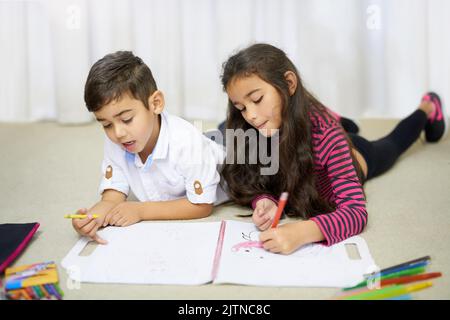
[1,118,449,299]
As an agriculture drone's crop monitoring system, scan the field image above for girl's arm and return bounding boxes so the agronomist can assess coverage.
[310,125,368,246]
[260,124,367,253]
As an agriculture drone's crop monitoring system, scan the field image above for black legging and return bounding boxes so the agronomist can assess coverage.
[349,109,428,182]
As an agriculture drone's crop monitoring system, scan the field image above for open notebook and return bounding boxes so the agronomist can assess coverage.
[62,220,375,287]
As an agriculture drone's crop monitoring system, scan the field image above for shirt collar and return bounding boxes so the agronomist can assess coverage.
[152,111,169,160]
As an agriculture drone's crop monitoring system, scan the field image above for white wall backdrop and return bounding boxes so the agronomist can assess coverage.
[1,0,449,123]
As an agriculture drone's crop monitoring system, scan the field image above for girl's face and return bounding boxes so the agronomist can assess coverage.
[226,74,283,137]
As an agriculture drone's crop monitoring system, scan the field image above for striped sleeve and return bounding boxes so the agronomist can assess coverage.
[310,126,368,246]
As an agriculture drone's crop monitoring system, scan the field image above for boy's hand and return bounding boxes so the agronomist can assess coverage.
[71,208,108,244]
[103,201,143,227]
[252,198,278,231]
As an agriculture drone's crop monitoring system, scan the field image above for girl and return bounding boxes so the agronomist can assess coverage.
[220,43,447,255]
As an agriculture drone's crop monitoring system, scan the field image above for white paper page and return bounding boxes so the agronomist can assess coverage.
[62,221,221,285]
[214,220,376,288]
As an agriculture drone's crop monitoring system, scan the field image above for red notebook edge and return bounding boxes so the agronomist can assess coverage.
[0,223,40,274]
[211,220,226,281]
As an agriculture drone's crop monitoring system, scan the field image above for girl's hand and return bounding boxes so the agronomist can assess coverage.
[103,201,143,227]
[259,221,305,255]
[252,198,278,231]
[71,208,108,244]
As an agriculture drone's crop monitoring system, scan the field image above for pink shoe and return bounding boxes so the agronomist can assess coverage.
[422,92,448,142]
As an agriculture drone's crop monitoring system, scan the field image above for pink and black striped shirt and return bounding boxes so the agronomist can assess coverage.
[252,107,368,246]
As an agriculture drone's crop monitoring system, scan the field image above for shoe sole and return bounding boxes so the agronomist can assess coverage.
[442,97,449,140]
[430,92,448,140]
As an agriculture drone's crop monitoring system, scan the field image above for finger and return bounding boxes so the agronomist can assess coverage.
[259,229,273,242]
[260,219,272,231]
[74,216,94,229]
[265,242,281,253]
[110,214,122,226]
[257,201,266,214]
[262,200,268,211]
[269,206,278,219]
[256,218,269,230]
[254,204,264,217]
[109,214,119,226]
[262,239,276,251]
[116,217,127,226]
[95,216,104,227]
[76,208,88,214]
[88,224,99,239]
[257,207,265,217]
[80,219,97,235]
[79,219,96,234]
[103,211,114,227]
[269,246,281,254]
[257,213,271,225]
[93,233,108,245]
[253,214,264,227]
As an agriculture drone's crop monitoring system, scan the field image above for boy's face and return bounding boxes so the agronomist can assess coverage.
[94,91,164,159]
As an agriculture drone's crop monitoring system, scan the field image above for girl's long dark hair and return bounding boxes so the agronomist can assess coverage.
[221,43,364,219]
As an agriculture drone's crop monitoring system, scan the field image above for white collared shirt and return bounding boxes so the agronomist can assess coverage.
[98,111,226,204]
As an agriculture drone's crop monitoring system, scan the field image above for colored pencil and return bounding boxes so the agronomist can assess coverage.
[64,214,98,219]
[376,261,429,278]
[343,266,427,291]
[40,285,50,299]
[343,281,432,300]
[21,289,32,300]
[271,192,288,228]
[54,283,64,299]
[364,256,431,277]
[33,286,43,299]
[45,284,57,299]
[337,272,442,299]
[380,272,442,287]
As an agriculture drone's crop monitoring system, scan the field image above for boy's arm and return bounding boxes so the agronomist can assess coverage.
[138,198,213,220]
[103,198,213,227]
[87,189,127,217]
[100,189,127,207]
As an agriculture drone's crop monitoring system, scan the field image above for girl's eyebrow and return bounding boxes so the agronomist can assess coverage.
[245,88,261,98]
[232,88,261,105]
[96,109,133,122]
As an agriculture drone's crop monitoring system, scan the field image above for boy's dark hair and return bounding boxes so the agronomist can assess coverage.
[84,51,157,112]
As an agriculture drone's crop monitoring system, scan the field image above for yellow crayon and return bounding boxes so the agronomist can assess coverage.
[64,214,98,219]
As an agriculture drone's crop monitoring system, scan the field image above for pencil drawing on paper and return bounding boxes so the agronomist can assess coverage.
[147,254,168,272]
[230,229,326,259]
[230,231,265,259]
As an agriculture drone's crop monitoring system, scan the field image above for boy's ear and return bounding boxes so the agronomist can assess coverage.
[148,90,165,114]
[284,71,298,96]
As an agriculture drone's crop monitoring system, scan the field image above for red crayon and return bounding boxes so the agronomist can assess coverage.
[381,272,442,287]
[271,192,289,228]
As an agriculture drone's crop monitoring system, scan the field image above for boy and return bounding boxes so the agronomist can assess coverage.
[72,51,225,244]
